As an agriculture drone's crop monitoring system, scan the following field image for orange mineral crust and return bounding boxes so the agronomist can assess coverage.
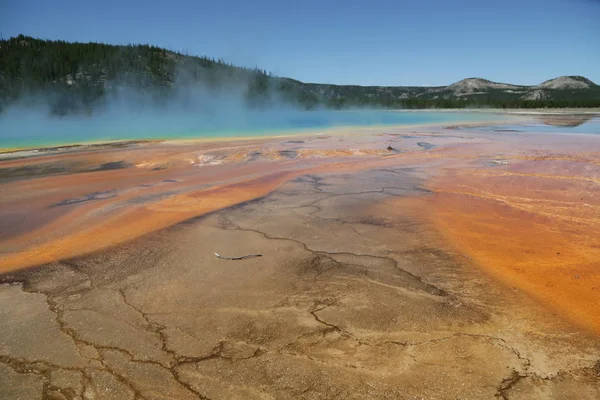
[0,134,448,272]
[0,170,301,271]
[417,158,600,334]
[2,125,600,338]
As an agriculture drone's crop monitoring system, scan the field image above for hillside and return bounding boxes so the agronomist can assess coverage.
[1,35,599,115]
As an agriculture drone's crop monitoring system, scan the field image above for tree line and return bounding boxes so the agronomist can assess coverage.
[1,35,598,115]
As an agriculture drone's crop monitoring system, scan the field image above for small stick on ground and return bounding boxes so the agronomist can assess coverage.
[214,253,262,260]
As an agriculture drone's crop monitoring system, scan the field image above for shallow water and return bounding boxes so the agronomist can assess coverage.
[0,110,505,149]
[474,117,600,135]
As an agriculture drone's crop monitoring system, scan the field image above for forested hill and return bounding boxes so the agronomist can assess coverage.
[1,35,599,115]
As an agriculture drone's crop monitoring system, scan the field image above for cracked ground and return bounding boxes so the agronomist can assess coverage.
[1,166,599,400]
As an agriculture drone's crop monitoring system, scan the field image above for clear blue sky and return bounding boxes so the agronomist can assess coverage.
[2,0,599,86]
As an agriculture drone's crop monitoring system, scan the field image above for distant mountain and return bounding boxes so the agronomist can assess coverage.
[536,76,595,90]
[443,78,522,94]
[401,76,600,104]
[1,35,599,115]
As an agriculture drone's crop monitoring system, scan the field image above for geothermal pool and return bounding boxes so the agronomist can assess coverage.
[0,110,509,149]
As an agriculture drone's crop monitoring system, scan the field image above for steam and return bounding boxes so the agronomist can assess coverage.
[0,66,319,148]
[0,64,495,149]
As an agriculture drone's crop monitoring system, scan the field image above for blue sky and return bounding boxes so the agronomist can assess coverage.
[2,0,599,86]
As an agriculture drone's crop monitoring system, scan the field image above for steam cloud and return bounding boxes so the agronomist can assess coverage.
[0,67,323,148]
[0,65,487,149]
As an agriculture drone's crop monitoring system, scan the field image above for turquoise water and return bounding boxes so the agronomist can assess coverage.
[2,108,599,150]
[0,110,507,149]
